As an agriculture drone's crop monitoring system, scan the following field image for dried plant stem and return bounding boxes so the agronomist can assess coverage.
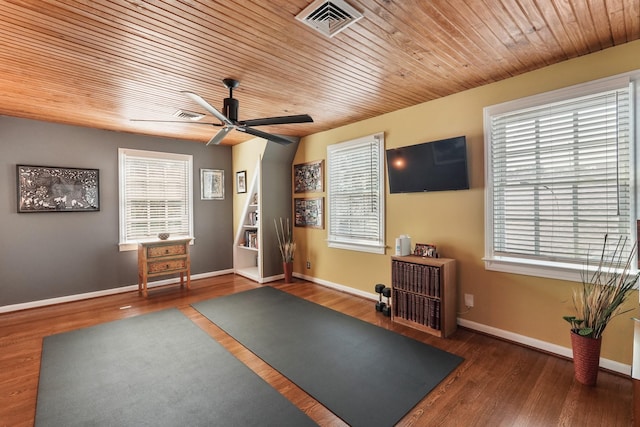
[275,217,295,263]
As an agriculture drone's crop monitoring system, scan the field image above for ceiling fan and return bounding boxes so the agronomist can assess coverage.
[133,78,313,146]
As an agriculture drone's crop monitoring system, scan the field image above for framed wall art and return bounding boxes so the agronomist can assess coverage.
[17,165,100,213]
[201,168,224,200]
[294,197,324,229]
[294,160,324,193]
[414,243,438,258]
[236,170,247,194]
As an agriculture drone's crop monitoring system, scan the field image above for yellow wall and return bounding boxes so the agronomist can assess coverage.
[231,137,267,233]
[293,40,640,365]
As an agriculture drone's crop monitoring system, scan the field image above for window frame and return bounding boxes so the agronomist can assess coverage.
[118,148,194,251]
[483,72,639,282]
[326,132,386,254]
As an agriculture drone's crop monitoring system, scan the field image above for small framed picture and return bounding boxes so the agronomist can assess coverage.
[294,160,324,193]
[294,197,324,228]
[236,170,247,194]
[201,169,224,200]
[414,243,438,258]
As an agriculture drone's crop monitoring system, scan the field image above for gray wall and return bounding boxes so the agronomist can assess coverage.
[261,138,299,278]
[0,116,233,306]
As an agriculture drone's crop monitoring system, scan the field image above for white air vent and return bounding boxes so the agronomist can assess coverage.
[296,0,363,38]
[173,109,205,121]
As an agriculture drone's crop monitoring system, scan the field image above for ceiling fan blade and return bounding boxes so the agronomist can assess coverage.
[241,114,313,127]
[206,126,234,146]
[130,119,222,126]
[182,91,233,126]
[239,126,294,145]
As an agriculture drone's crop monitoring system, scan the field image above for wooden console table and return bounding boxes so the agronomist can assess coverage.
[137,238,192,297]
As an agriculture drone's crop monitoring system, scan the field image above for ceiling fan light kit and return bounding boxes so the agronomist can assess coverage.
[181,78,313,146]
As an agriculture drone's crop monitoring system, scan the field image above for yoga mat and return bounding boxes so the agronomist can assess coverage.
[35,308,316,426]
[192,287,463,427]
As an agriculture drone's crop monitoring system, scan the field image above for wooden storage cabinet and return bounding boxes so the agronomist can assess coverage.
[391,255,457,338]
[138,238,192,297]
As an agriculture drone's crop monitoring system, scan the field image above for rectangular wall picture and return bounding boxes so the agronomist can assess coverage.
[294,197,324,229]
[294,160,324,193]
[236,170,247,194]
[17,165,100,212]
[201,168,224,200]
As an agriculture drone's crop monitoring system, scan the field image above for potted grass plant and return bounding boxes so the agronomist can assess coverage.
[563,234,639,385]
[274,217,296,283]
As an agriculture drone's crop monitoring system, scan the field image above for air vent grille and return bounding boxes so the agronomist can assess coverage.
[173,109,205,121]
[296,0,363,38]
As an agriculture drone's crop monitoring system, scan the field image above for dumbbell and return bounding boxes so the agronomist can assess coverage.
[381,287,392,317]
[374,283,386,312]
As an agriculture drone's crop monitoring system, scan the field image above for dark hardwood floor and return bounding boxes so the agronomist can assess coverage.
[0,274,632,426]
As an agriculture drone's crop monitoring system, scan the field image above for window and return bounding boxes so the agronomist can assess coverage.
[327,132,385,254]
[118,148,193,251]
[484,74,637,281]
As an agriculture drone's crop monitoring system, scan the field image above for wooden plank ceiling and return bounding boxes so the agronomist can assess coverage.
[0,0,638,146]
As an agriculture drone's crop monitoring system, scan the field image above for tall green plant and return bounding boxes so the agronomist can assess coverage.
[274,217,295,263]
[563,234,639,339]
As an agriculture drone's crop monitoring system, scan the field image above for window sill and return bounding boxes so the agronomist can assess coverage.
[328,240,385,255]
[483,256,585,283]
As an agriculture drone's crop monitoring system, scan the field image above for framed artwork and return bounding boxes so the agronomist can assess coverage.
[294,197,324,228]
[294,160,324,193]
[201,168,224,200]
[236,170,247,194]
[414,243,438,258]
[17,165,100,212]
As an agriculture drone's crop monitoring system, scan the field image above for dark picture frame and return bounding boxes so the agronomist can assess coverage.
[236,170,247,194]
[294,197,324,229]
[17,165,100,213]
[201,168,224,200]
[294,160,324,193]
[414,243,438,258]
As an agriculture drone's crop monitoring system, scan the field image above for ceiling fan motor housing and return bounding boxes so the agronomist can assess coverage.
[223,97,239,123]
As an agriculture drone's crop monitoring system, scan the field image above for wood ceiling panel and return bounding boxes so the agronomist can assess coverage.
[0,0,637,146]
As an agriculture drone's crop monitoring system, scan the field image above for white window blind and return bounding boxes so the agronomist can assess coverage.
[118,149,193,250]
[485,76,635,278]
[327,133,385,254]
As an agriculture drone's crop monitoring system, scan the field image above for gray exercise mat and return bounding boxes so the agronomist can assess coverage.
[35,308,316,426]
[192,287,463,427]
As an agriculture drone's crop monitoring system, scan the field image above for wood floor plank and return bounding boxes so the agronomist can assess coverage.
[0,274,632,426]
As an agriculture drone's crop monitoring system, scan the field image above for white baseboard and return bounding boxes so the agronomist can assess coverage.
[294,272,631,376]
[293,272,379,301]
[457,318,631,376]
[6,270,632,376]
[0,269,234,314]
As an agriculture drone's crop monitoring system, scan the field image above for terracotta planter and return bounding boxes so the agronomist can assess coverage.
[570,331,602,386]
[283,262,293,283]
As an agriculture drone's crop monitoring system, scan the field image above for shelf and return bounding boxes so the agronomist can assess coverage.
[235,266,259,281]
[238,245,259,251]
[390,256,456,338]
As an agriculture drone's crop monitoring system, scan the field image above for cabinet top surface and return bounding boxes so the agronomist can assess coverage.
[138,237,193,247]
[391,255,454,266]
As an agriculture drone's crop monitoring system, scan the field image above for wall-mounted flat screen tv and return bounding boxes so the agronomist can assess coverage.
[386,136,469,193]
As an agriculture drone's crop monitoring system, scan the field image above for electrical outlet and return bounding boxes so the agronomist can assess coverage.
[306,261,311,269]
[464,293,474,308]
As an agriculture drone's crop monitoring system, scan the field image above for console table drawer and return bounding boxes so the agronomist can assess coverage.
[147,258,187,274]
[147,244,186,258]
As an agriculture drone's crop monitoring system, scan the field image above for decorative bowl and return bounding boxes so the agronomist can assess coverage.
[158,233,170,240]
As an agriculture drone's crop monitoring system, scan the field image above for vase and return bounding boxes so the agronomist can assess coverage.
[283,262,293,283]
[570,331,602,386]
